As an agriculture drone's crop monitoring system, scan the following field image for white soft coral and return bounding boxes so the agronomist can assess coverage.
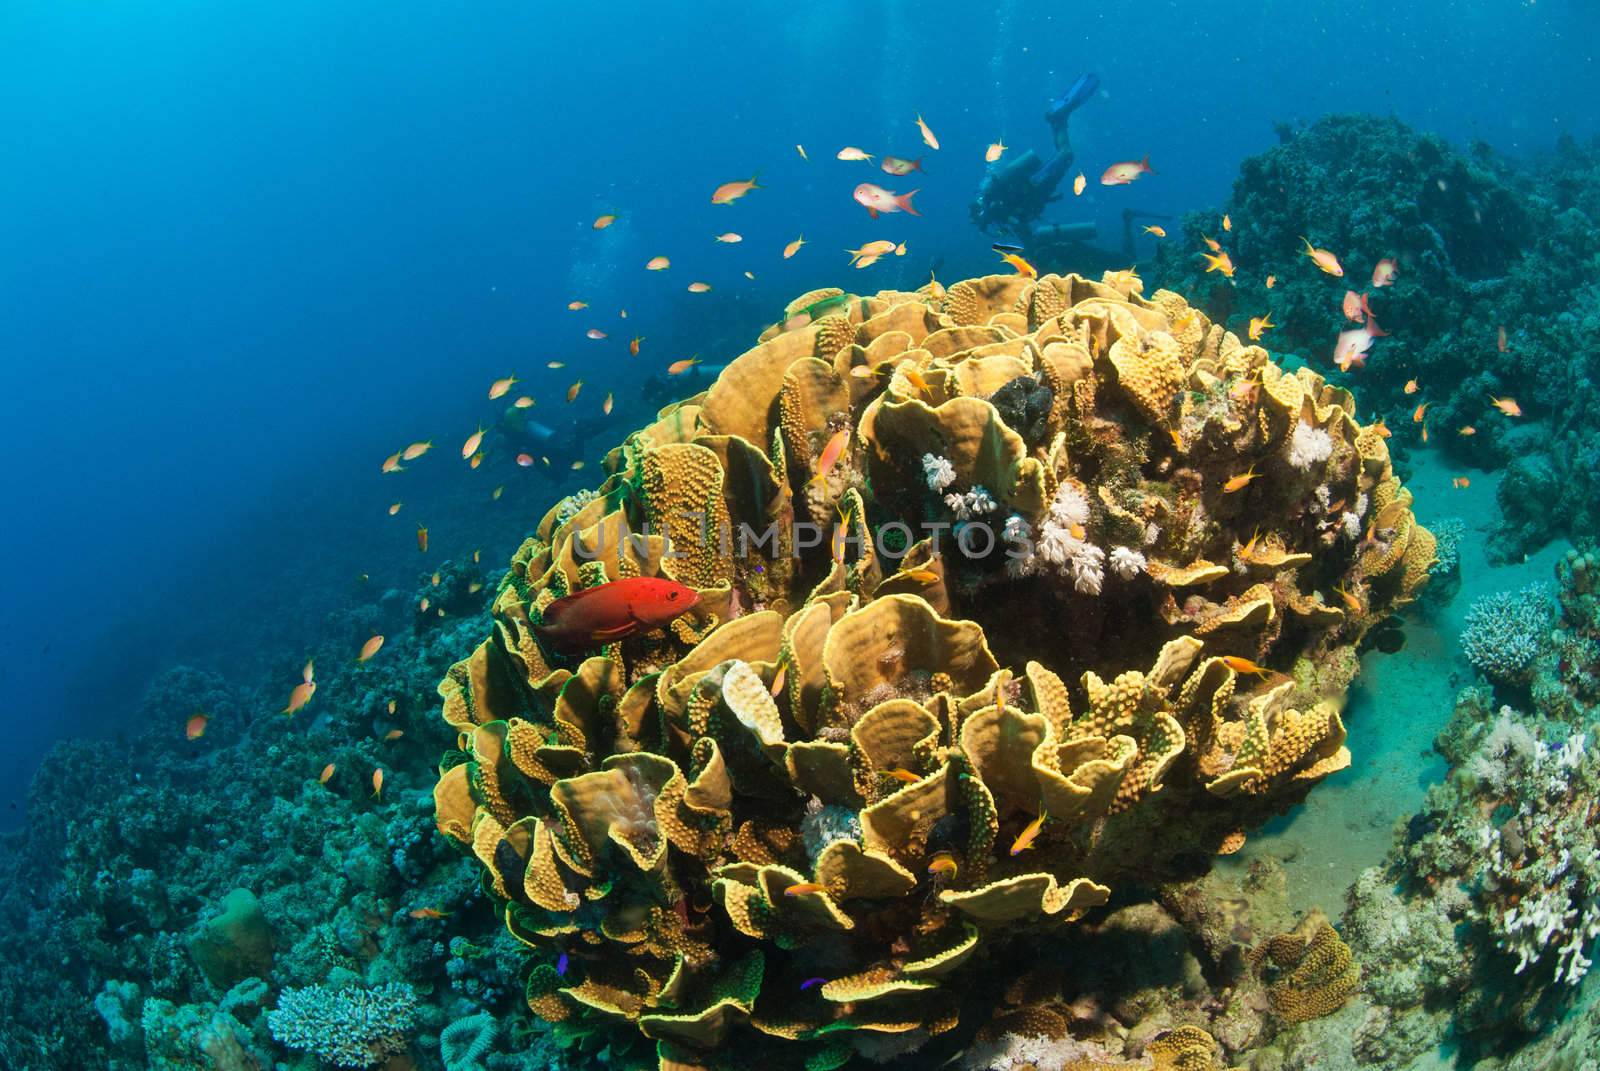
[922,453,956,492]
[1287,421,1334,471]
[1108,546,1147,580]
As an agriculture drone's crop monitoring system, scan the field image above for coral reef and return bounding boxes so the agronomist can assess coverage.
[432,271,1432,1067]
[1346,546,1600,1061]
[1152,115,1600,562]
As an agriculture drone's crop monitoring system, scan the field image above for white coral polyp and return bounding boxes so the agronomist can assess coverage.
[1288,421,1334,471]
[1047,481,1091,527]
[922,453,956,492]
[1108,546,1146,580]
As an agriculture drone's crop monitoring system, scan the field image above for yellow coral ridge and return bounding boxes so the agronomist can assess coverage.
[431,272,1428,1063]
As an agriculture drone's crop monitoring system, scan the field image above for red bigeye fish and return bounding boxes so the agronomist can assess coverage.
[534,577,700,653]
[853,183,920,219]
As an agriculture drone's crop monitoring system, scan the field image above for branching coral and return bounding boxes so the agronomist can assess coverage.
[1461,584,1556,684]
[266,982,417,1069]
[432,271,1431,1068]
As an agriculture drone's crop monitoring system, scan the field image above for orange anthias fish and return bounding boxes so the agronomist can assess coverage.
[848,239,896,264]
[533,576,701,653]
[1265,274,1277,289]
[885,768,921,784]
[303,659,315,684]
[402,440,433,461]
[357,635,384,662]
[1299,236,1344,277]
[1222,213,1233,231]
[567,380,583,402]
[1342,291,1365,322]
[646,256,670,270]
[1010,812,1047,855]
[915,113,940,150]
[808,428,850,487]
[185,712,208,740]
[1073,172,1086,196]
[567,300,587,310]
[1248,314,1275,341]
[927,851,959,877]
[417,525,429,553]
[714,232,742,243]
[371,769,384,799]
[388,502,402,516]
[284,679,316,715]
[1143,225,1166,238]
[461,427,486,459]
[383,729,404,742]
[586,328,608,340]
[488,375,518,399]
[994,246,1037,278]
[795,144,808,160]
[1497,325,1508,352]
[1459,425,1476,436]
[1452,477,1472,489]
[629,336,643,355]
[1413,402,1431,423]
[1201,234,1222,253]
[783,235,806,259]
[603,392,613,415]
[687,282,711,293]
[319,763,335,784]
[785,883,827,897]
[1490,395,1522,417]
[1332,584,1363,612]
[1372,258,1398,287]
[1219,655,1270,678]
[1404,378,1420,395]
[381,451,404,474]
[1100,156,1154,185]
[592,213,617,229]
[880,155,923,176]
[513,395,535,409]
[711,176,760,204]
[769,658,788,698]
[985,141,1007,163]
[836,146,874,161]
[1372,418,1391,439]
[1222,463,1261,493]
[667,357,701,375]
[409,907,449,920]
[1201,251,1236,278]
[853,183,920,218]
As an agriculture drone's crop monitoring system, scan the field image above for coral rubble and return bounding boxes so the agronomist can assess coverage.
[433,271,1433,1067]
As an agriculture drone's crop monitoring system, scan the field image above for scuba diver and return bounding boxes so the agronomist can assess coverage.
[970,73,1100,244]
[969,74,1170,269]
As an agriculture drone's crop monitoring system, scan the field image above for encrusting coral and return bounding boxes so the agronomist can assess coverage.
[1249,910,1360,1025]
[432,270,1433,1068]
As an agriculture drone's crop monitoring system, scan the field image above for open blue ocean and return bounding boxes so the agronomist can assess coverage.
[3,3,1599,1069]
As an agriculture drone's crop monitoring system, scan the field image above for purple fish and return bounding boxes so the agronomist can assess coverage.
[556,952,569,976]
[799,977,826,991]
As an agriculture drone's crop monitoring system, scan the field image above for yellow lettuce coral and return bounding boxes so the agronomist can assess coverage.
[434,272,1428,1069]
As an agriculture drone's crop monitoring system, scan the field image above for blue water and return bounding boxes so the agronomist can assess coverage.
[1,2,1598,1066]
[3,2,1593,812]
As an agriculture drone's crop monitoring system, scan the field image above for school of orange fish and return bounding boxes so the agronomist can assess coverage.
[189,111,1523,875]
